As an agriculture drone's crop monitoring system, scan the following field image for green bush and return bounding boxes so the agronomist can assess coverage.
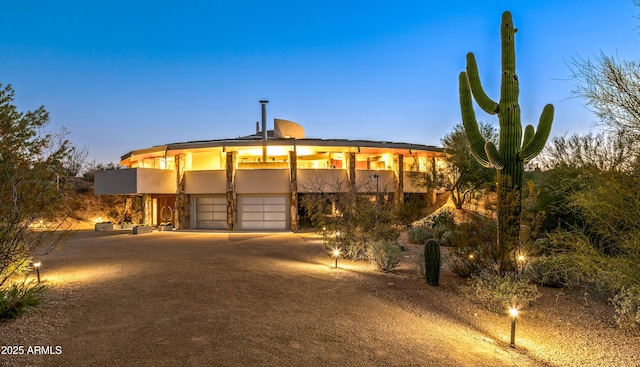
[430,208,456,230]
[407,226,434,244]
[525,255,575,288]
[610,287,640,336]
[367,240,403,273]
[410,208,456,244]
[447,251,483,278]
[0,282,47,321]
[448,213,499,276]
[462,273,541,314]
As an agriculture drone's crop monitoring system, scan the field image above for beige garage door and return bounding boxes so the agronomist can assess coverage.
[239,196,288,230]
[195,196,227,229]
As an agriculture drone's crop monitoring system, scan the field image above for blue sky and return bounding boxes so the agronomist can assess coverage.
[2,0,639,164]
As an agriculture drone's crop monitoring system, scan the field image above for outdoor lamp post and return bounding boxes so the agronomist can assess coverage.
[509,307,519,348]
[332,248,340,268]
[369,174,380,205]
[33,262,41,283]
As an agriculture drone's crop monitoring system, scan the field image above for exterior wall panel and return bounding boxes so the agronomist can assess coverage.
[136,169,177,193]
[235,169,290,194]
[355,170,395,193]
[94,168,175,195]
[403,171,430,193]
[184,170,226,194]
[297,169,349,193]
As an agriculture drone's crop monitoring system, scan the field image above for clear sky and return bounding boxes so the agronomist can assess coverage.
[2,0,639,164]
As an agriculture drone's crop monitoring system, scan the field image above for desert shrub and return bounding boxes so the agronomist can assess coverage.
[448,213,499,276]
[301,189,400,261]
[430,208,456,230]
[394,195,428,226]
[525,254,576,288]
[462,273,541,313]
[610,287,640,336]
[447,251,483,278]
[410,208,456,244]
[0,282,47,321]
[413,250,426,279]
[367,240,402,273]
[440,230,454,247]
[342,240,368,261]
[407,226,434,244]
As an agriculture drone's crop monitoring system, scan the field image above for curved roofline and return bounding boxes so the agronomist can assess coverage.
[120,137,443,161]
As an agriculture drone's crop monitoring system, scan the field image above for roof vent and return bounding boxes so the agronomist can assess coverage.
[259,100,269,141]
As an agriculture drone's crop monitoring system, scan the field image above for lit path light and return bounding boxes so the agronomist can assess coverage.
[332,248,341,268]
[33,262,42,283]
[509,307,519,348]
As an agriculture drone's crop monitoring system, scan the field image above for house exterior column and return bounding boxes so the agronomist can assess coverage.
[289,150,298,231]
[347,152,356,192]
[142,194,152,225]
[395,154,404,205]
[226,151,237,231]
[175,154,190,229]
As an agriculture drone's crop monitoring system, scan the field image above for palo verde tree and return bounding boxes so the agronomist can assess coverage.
[441,122,497,209]
[0,83,76,291]
[458,11,553,274]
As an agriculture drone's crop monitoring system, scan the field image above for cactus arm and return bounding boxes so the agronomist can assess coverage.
[459,72,492,168]
[522,124,535,149]
[484,141,504,170]
[466,53,499,115]
[520,104,554,162]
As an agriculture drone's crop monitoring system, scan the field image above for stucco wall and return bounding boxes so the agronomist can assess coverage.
[184,170,227,194]
[403,171,430,193]
[297,169,349,193]
[235,169,290,194]
[355,170,395,193]
[94,168,176,195]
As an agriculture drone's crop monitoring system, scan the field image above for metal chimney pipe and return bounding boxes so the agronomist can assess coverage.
[256,121,260,134]
[259,100,269,141]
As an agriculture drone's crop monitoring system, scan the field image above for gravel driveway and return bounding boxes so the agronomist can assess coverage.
[2,230,636,366]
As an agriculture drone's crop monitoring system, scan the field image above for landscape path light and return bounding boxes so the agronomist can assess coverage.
[509,307,519,348]
[33,262,42,283]
[332,248,341,268]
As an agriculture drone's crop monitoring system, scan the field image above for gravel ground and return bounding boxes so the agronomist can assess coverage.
[1,230,638,367]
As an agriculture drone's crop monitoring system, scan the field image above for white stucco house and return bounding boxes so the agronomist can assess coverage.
[94,102,445,231]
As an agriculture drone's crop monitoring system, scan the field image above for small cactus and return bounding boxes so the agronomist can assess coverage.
[424,238,441,286]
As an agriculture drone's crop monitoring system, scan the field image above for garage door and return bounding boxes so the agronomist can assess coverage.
[195,196,227,229]
[239,196,288,230]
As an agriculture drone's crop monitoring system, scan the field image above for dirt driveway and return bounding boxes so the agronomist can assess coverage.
[2,230,637,366]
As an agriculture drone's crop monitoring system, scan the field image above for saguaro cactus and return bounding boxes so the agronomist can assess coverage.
[424,239,441,286]
[458,11,553,273]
